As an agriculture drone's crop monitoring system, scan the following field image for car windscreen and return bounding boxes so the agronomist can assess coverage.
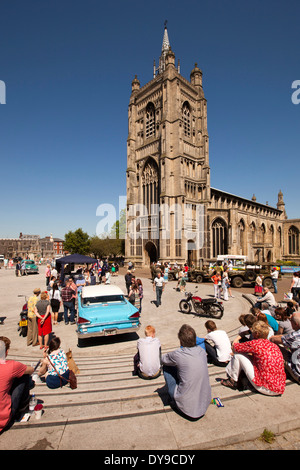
[82,294,126,305]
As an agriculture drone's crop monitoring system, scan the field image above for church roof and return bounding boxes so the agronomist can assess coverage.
[211,187,280,212]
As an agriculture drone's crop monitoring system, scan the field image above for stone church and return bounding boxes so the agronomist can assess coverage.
[125,25,300,267]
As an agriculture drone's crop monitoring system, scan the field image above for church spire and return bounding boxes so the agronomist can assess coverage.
[153,22,180,77]
[162,20,170,53]
[157,21,170,74]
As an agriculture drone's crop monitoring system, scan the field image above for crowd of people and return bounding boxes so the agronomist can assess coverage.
[131,261,300,421]
[1,258,300,432]
[133,299,300,421]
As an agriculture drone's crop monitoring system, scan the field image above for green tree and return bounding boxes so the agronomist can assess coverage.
[64,228,91,255]
[110,208,126,240]
[90,235,107,258]
[90,209,126,258]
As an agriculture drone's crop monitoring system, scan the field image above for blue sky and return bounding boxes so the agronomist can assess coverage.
[0,0,299,239]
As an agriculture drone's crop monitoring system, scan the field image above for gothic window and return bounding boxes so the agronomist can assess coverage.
[175,239,181,257]
[260,224,266,244]
[278,226,282,247]
[269,225,274,245]
[145,103,155,138]
[182,102,191,137]
[142,159,159,216]
[288,226,299,254]
[238,219,245,254]
[212,218,228,258]
[250,222,256,244]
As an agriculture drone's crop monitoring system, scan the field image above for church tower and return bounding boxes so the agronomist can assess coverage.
[126,24,211,267]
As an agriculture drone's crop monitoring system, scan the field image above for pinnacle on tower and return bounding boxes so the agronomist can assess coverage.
[153,22,180,77]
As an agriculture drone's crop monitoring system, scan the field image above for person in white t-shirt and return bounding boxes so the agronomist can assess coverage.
[271,268,279,293]
[133,325,161,379]
[153,272,165,307]
[204,320,232,367]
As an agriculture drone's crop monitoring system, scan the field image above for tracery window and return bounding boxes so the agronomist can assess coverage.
[212,218,228,258]
[145,103,155,138]
[238,219,245,254]
[250,222,256,244]
[182,102,191,137]
[142,159,159,216]
[289,226,299,254]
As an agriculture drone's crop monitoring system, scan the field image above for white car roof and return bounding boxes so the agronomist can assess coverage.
[81,285,125,298]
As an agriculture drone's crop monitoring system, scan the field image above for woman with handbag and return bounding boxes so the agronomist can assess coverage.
[254,275,263,296]
[49,282,61,325]
[37,337,70,389]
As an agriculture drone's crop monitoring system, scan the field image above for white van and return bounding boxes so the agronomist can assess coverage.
[216,255,261,270]
[216,255,247,269]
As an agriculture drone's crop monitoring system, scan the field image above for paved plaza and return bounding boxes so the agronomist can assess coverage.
[0,265,260,357]
[0,266,299,451]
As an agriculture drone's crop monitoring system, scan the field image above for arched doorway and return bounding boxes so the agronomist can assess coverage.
[145,241,158,266]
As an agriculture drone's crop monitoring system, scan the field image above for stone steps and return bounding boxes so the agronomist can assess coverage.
[5,350,299,451]
[11,351,254,428]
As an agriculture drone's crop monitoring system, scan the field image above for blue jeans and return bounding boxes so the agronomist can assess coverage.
[272,279,278,294]
[63,301,75,324]
[156,286,163,306]
[163,365,179,399]
[2,375,32,432]
[46,370,70,389]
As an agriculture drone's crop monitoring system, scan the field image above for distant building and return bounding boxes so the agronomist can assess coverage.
[53,238,64,255]
[0,232,64,259]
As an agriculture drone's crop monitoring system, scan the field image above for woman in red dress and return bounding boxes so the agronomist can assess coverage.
[34,291,52,350]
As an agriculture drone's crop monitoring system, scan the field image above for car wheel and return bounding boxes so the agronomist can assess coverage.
[263,278,273,289]
[232,276,244,288]
[245,270,256,282]
[196,274,204,283]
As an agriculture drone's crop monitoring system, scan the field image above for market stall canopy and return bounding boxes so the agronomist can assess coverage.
[56,253,98,285]
[56,254,98,265]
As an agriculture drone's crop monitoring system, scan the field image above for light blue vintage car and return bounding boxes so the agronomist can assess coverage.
[76,285,140,346]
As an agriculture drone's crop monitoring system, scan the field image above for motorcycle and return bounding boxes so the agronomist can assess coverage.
[18,295,28,337]
[179,287,224,319]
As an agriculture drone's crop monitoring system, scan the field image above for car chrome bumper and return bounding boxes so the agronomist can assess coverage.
[76,324,140,339]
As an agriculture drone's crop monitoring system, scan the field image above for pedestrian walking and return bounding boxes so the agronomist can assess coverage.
[45,264,51,287]
[61,279,76,325]
[271,267,279,294]
[136,279,143,313]
[125,270,133,296]
[211,271,221,299]
[153,272,165,307]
